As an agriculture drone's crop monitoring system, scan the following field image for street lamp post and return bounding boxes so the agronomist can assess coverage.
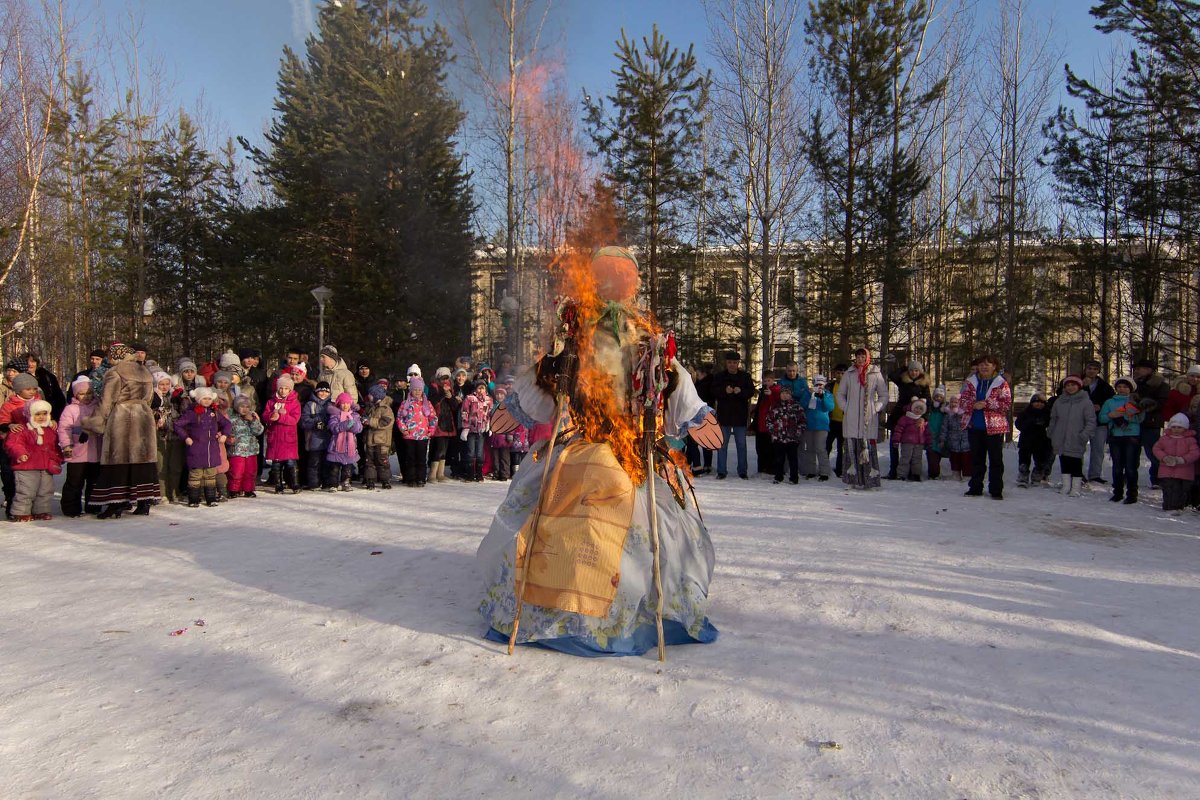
[311,285,333,356]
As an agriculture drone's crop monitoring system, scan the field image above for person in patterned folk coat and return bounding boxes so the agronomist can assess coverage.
[766,383,806,484]
[957,355,1012,500]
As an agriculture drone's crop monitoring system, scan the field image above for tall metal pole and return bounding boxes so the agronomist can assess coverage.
[318,305,325,358]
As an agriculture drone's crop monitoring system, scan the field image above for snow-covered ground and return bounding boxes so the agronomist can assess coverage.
[2,447,1198,799]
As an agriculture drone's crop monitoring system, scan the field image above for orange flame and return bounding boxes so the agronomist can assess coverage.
[545,195,661,486]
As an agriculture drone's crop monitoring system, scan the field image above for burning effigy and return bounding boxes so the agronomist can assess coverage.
[477,246,721,658]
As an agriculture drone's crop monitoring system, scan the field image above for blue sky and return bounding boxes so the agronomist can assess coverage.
[75,0,1113,151]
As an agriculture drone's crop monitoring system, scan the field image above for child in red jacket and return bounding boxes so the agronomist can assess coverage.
[5,399,63,521]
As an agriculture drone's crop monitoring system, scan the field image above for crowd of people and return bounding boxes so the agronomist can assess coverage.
[1,339,1196,521]
[0,342,530,521]
[687,349,1200,514]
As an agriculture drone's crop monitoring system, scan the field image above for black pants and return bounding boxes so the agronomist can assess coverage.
[1059,454,1083,478]
[492,447,511,479]
[62,461,100,516]
[430,435,450,463]
[363,443,391,485]
[968,429,1005,496]
[827,420,844,476]
[1161,478,1190,511]
[756,432,777,476]
[307,450,331,488]
[403,439,430,484]
[774,442,798,482]
[1020,441,1054,479]
[1109,436,1140,497]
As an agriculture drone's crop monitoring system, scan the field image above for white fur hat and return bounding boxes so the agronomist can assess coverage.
[1168,412,1190,429]
[190,387,217,402]
[407,364,422,378]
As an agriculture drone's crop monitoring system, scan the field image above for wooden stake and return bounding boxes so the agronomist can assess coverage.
[646,430,665,662]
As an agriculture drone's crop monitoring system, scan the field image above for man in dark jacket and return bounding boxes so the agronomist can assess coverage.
[1083,360,1114,483]
[24,353,66,419]
[710,350,756,479]
[1133,358,1170,486]
[886,359,932,479]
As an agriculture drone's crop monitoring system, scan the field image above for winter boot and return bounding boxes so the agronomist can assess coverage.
[1067,477,1082,498]
[472,458,484,482]
[339,477,353,492]
[1017,466,1030,488]
[271,465,284,494]
[1061,475,1074,496]
[204,487,219,507]
[363,481,375,491]
[380,481,392,490]
[132,500,152,516]
[1123,489,1138,505]
[285,463,301,494]
[433,460,446,482]
[187,489,201,508]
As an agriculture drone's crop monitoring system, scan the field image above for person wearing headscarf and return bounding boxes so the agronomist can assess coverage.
[82,342,160,518]
[836,348,888,489]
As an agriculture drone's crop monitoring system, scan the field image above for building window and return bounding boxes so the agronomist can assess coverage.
[715,272,738,309]
[490,274,508,309]
[1068,267,1091,293]
[777,273,794,307]
[772,349,792,368]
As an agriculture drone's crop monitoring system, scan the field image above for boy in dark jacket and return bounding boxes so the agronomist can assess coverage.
[766,385,806,484]
[1015,392,1054,486]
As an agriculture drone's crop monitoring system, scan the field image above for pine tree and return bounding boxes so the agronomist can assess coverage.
[243,0,475,369]
[143,111,226,357]
[584,25,712,320]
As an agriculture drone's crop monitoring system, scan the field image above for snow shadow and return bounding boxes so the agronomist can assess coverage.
[695,490,1200,794]
[71,496,490,642]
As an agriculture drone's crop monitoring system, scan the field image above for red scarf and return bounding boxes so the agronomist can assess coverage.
[856,352,872,387]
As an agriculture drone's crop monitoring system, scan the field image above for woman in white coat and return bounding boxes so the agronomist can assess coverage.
[836,347,888,489]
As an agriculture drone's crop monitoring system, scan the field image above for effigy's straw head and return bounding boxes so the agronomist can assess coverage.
[591,246,639,303]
